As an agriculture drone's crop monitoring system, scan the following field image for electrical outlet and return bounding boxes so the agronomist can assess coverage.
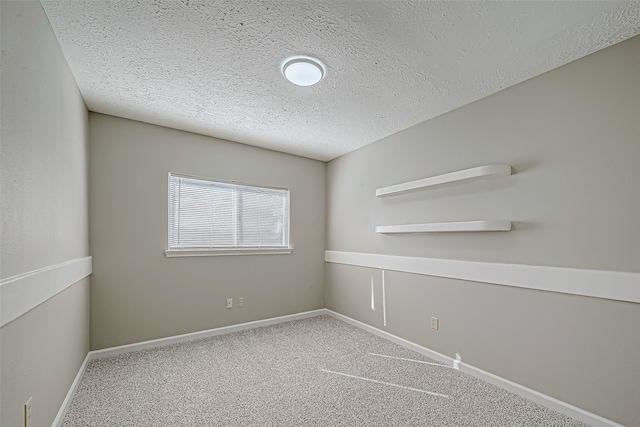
[431,317,439,330]
[226,298,233,309]
[24,396,32,427]
[238,297,245,308]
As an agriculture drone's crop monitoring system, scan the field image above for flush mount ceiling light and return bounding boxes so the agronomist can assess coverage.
[282,56,325,87]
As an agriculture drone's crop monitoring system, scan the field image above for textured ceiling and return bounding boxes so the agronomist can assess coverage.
[41,1,640,161]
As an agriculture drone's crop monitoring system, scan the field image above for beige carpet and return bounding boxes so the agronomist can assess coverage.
[62,315,586,426]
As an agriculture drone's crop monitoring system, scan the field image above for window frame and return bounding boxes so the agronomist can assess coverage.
[165,173,292,257]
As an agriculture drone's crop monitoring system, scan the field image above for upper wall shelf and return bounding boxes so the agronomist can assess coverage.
[375,164,512,197]
[375,220,512,234]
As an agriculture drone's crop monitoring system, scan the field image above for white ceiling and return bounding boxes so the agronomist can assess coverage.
[41,1,640,161]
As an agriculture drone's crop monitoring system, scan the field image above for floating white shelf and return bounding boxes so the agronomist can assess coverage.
[375,220,512,234]
[376,164,511,197]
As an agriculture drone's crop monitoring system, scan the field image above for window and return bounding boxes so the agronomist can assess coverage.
[166,173,291,257]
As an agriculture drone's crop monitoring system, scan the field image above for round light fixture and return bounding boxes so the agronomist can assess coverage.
[282,56,325,87]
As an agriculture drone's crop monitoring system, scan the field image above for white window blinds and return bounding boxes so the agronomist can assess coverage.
[169,174,290,249]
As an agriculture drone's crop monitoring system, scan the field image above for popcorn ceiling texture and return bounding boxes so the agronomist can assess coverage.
[41,1,640,161]
[61,316,587,426]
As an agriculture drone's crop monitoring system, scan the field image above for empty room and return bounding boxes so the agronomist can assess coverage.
[1,1,639,426]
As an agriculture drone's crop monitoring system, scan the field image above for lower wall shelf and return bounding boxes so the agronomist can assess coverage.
[375,220,512,233]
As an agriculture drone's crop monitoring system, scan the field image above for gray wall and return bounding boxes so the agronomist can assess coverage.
[2,2,636,424]
[89,113,326,350]
[328,37,640,273]
[1,2,90,426]
[325,35,640,426]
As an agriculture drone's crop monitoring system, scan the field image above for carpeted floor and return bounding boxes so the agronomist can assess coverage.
[62,315,586,426]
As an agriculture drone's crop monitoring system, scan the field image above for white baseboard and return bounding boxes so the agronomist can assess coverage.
[54,308,622,427]
[325,309,454,367]
[458,362,624,427]
[324,309,623,427]
[89,309,327,359]
[53,309,327,424]
[325,250,640,304]
[52,352,90,427]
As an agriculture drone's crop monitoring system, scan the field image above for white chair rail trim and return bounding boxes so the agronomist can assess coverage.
[325,250,640,304]
[0,256,92,327]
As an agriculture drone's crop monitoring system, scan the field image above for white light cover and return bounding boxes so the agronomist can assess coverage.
[283,57,325,86]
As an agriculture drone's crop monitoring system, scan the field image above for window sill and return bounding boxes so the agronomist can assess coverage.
[164,247,293,257]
